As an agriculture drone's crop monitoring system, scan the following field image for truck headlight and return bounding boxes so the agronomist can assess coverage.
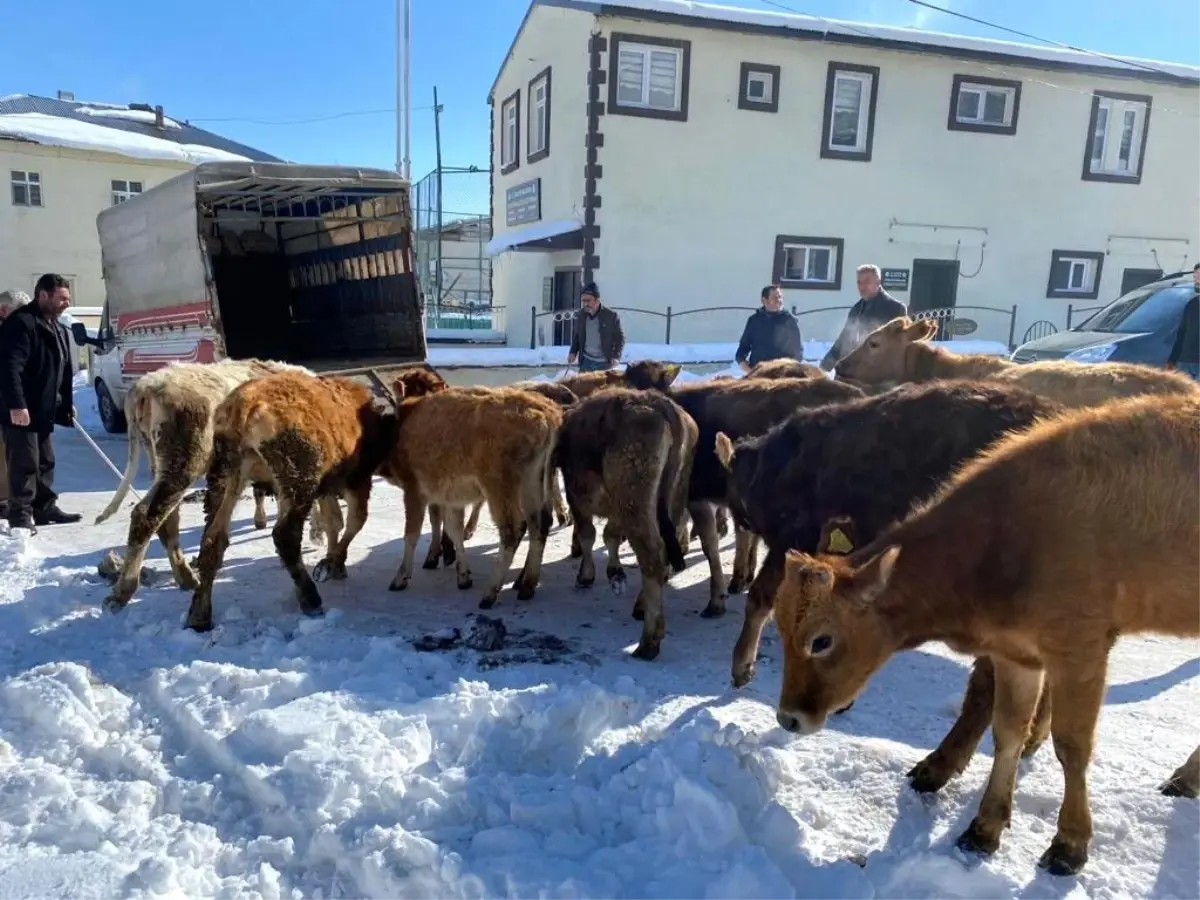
[1065,343,1116,364]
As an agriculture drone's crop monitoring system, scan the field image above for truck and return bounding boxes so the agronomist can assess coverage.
[81,161,427,433]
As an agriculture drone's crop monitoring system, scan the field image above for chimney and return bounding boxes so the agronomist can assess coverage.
[57,90,75,101]
[154,105,164,129]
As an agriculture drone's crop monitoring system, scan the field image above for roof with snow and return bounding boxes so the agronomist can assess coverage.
[490,0,1200,99]
[0,94,283,165]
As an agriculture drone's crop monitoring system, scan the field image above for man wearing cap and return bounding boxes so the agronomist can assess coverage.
[567,282,625,372]
[0,289,33,519]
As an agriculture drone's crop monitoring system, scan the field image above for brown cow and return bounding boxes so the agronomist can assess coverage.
[836,316,1200,406]
[380,372,562,609]
[771,392,1199,876]
[555,386,698,659]
[745,358,825,380]
[184,370,401,631]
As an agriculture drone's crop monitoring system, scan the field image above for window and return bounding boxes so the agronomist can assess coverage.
[1047,250,1105,300]
[1074,283,1193,335]
[111,179,143,205]
[1083,91,1151,184]
[499,90,520,175]
[738,62,780,113]
[608,32,690,121]
[821,63,879,161]
[11,170,42,207]
[948,75,1021,135]
[527,67,551,164]
[771,235,845,290]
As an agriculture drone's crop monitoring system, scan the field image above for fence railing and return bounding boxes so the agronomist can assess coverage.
[426,303,505,334]
[531,303,1020,350]
[1065,304,1104,330]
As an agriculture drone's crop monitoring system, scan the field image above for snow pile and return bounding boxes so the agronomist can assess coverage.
[0,113,250,165]
[75,105,183,130]
[0,380,1194,899]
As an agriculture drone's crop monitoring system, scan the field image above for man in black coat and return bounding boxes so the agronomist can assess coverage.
[567,282,625,372]
[0,273,82,530]
[735,284,803,372]
[820,264,908,371]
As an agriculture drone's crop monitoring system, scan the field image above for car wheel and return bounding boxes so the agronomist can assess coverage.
[96,381,127,434]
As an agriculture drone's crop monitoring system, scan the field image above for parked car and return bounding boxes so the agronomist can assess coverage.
[1011,271,1198,366]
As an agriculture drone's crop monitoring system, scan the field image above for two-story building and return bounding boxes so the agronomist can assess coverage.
[485,0,1200,350]
[0,93,280,310]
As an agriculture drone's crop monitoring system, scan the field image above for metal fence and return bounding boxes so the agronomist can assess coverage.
[531,303,1020,350]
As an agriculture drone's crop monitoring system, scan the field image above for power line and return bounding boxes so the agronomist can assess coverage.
[188,106,435,126]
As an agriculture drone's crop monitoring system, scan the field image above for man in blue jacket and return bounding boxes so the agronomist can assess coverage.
[734,285,803,373]
[0,273,82,530]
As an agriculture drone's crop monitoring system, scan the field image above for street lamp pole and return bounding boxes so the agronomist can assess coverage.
[396,0,411,180]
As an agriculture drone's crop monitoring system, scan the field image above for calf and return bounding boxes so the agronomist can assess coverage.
[556,387,698,659]
[771,393,1199,876]
[837,317,1200,406]
[98,358,330,613]
[184,370,399,632]
[379,372,562,609]
[745,358,825,380]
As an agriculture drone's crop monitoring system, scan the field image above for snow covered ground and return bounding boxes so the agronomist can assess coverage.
[0,374,1195,899]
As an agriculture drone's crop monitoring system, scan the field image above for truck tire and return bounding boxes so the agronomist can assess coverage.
[96,380,128,434]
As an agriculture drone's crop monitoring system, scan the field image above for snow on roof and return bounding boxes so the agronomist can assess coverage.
[514,0,1198,88]
[76,104,183,130]
[0,112,253,165]
[486,217,584,255]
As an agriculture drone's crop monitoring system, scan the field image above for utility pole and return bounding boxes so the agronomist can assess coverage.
[395,0,411,179]
[434,85,443,307]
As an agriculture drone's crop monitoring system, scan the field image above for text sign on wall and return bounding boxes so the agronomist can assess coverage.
[506,178,542,227]
[881,268,910,291]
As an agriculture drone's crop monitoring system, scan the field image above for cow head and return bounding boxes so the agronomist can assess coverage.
[392,367,448,402]
[773,546,901,734]
[623,360,682,392]
[834,317,936,385]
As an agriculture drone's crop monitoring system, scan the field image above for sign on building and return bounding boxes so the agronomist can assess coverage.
[881,268,910,291]
[506,178,542,227]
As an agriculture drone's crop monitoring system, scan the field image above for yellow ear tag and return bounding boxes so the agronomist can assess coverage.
[827,528,853,554]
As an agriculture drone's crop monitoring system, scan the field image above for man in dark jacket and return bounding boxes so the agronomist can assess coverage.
[567,282,625,372]
[735,284,803,372]
[0,273,81,529]
[1166,265,1200,380]
[820,264,908,371]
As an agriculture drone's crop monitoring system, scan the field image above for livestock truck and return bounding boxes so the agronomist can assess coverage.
[82,161,428,433]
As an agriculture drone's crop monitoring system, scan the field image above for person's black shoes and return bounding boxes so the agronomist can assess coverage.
[8,509,36,532]
[33,505,82,526]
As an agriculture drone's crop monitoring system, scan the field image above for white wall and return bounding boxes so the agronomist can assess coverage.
[0,141,189,309]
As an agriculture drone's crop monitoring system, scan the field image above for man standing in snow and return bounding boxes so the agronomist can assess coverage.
[734,284,803,372]
[820,264,907,371]
[0,289,33,519]
[0,274,81,530]
[567,282,625,372]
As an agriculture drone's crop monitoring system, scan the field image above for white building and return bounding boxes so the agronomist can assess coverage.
[485,0,1200,351]
[0,93,280,310]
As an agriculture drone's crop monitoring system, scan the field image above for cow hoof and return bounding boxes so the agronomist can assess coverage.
[457,574,474,591]
[907,758,953,794]
[631,603,645,621]
[102,596,127,615]
[632,641,661,661]
[515,579,537,602]
[608,569,627,596]
[312,560,334,583]
[478,595,498,610]
[388,577,409,592]
[954,820,1000,858]
[175,570,200,591]
[330,564,348,582]
[731,661,757,688]
[301,606,326,619]
[556,513,572,528]
[700,601,726,619]
[575,573,595,589]
[1160,775,1199,799]
[1037,840,1087,876]
[727,576,747,595]
[254,517,267,530]
[185,617,214,633]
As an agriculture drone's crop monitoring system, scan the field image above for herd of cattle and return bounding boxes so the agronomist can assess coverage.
[89,315,1199,877]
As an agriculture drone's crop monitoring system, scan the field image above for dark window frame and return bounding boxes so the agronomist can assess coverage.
[10,169,43,208]
[526,66,552,164]
[607,31,691,122]
[738,62,781,113]
[771,234,846,291]
[1080,89,1153,185]
[499,89,521,176]
[1046,249,1105,300]
[820,61,880,162]
[947,74,1022,135]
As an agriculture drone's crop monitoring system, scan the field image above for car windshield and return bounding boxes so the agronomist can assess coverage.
[1075,284,1197,335]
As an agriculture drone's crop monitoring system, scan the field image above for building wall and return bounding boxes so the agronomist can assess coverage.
[1,141,189,308]
[500,10,1198,348]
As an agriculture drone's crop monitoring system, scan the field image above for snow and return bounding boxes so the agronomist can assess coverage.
[583,0,1199,80]
[0,373,1194,899]
[0,113,251,165]
[485,219,584,256]
[75,105,183,130]
[425,339,1012,369]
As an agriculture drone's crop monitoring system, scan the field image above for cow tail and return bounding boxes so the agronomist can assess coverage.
[93,390,144,525]
[657,493,686,575]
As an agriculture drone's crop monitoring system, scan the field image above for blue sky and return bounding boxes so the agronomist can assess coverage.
[3,0,1197,216]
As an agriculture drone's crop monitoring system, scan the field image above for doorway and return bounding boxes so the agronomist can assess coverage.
[1120,267,1163,296]
[909,259,961,340]
[553,268,582,347]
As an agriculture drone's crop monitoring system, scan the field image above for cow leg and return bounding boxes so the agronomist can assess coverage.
[155,502,197,592]
[573,507,598,588]
[909,657,1000,793]
[513,485,553,602]
[389,489,426,591]
[628,527,668,661]
[184,446,243,632]
[320,486,369,581]
[441,505,473,590]
[423,503,445,569]
[728,526,757,594]
[272,495,325,618]
[253,485,269,530]
[105,476,191,612]
[715,506,729,538]
[550,475,571,528]
[479,493,523,609]
[311,497,340,547]
[1161,746,1200,798]
[463,500,483,541]
[731,547,785,687]
[688,501,727,618]
[603,519,629,602]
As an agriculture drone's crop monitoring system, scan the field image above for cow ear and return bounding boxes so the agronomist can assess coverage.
[714,431,735,470]
[664,363,682,385]
[905,319,936,341]
[850,545,900,604]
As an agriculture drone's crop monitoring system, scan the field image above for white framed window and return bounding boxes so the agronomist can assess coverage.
[949,76,1021,133]
[823,64,877,160]
[11,170,42,207]
[773,235,845,290]
[527,68,550,161]
[739,63,780,113]
[1047,250,1105,299]
[500,91,519,172]
[111,179,143,205]
[610,34,689,120]
[1085,92,1150,182]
